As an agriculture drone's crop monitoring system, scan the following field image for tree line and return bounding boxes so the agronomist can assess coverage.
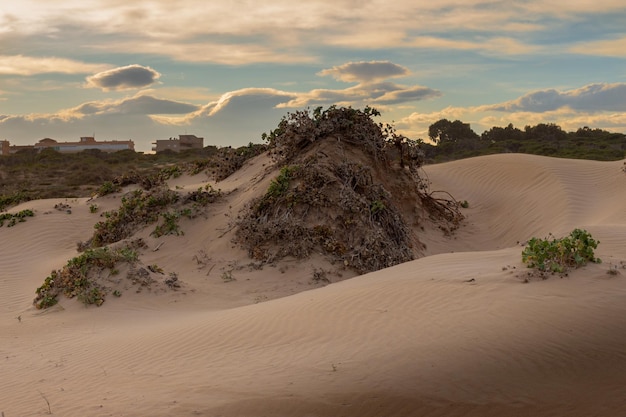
[422,119,626,162]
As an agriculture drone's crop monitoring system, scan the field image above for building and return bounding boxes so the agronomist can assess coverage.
[34,137,135,153]
[152,134,204,153]
[0,137,135,155]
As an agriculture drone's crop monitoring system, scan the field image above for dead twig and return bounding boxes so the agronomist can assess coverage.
[38,391,52,415]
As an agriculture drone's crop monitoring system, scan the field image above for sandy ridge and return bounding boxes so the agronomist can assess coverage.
[1,153,626,416]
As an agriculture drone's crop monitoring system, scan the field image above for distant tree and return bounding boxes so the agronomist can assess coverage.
[428,119,482,155]
[481,123,524,143]
[524,123,567,142]
[574,126,610,138]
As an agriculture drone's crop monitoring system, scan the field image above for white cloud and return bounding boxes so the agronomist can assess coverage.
[85,65,161,91]
[281,62,441,108]
[318,61,410,83]
[65,94,200,117]
[0,55,110,76]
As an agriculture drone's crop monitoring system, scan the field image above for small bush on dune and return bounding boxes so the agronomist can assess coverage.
[235,106,464,274]
[522,228,601,274]
[34,244,140,309]
[0,209,34,227]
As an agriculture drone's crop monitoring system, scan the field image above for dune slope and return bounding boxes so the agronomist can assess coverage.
[1,153,625,417]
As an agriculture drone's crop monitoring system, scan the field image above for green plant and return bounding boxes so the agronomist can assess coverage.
[97,181,120,196]
[34,245,139,309]
[78,287,106,306]
[151,211,183,237]
[0,209,34,227]
[370,199,386,215]
[267,165,298,198]
[522,228,601,274]
[160,165,183,179]
[0,192,30,211]
[89,187,178,247]
[89,204,99,213]
[460,200,469,208]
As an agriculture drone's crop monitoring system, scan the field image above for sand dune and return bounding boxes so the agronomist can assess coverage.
[2,153,626,416]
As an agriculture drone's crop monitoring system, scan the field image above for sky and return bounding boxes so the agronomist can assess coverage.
[1,1,626,152]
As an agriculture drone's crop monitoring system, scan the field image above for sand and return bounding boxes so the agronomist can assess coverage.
[1,153,626,416]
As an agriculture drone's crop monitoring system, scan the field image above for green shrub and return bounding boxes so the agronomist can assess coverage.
[34,245,139,309]
[267,165,298,198]
[97,181,120,196]
[522,229,601,274]
[0,209,34,227]
[0,192,30,211]
[254,165,299,213]
[151,211,183,237]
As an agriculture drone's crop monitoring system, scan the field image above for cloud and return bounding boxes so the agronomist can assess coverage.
[396,106,472,140]
[482,83,626,113]
[89,40,317,66]
[280,82,441,108]
[153,88,297,126]
[0,55,110,76]
[318,61,410,83]
[408,36,540,55]
[569,36,626,57]
[66,94,200,117]
[3,0,623,74]
[0,1,567,66]
[371,84,442,104]
[281,62,440,108]
[85,65,161,91]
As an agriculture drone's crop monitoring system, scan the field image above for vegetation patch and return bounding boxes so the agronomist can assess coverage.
[0,209,34,227]
[235,106,464,274]
[0,192,30,212]
[522,228,601,275]
[88,187,179,247]
[34,243,141,309]
[422,119,626,163]
[82,183,221,248]
[0,144,264,211]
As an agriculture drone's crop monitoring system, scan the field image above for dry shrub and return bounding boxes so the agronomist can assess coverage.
[235,106,463,274]
[207,144,268,181]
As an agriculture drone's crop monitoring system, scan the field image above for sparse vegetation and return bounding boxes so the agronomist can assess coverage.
[221,271,235,282]
[0,145,263,212]
[0,209,34,227]
[97,181,120,196]
[152,211,184,237]
[522,229,601,275]
[0,192,30,211]
[82,180,221,249]
[34,244,140,309]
